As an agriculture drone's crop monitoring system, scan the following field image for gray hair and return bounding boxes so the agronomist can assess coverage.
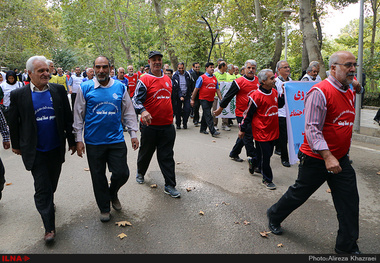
[244,59,257,67]
[329,53,340,68]
[257,69,273,84]
[227,64,234,71]
[309,61,320,68]
[306,65,314,73]
[26,56,48,73]
[276,60,288,72]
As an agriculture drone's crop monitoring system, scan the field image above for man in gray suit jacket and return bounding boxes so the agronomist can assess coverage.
[8,56,76,243]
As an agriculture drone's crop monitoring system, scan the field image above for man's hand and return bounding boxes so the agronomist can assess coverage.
[3,141,10,150]
[352,80,362,93]
[238,131,245,139]
[318,150,342,174]
[76,142,85,158]
[131,138,139,151]
[141,111,152,126]
[190,99,194,107]
[12,148,21,155]
[69,146,77,155]
[213,107,223,117]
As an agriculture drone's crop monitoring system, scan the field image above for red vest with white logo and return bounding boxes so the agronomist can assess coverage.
[234,76,260,117]
[299,79,355,160]
[125,73,138,98]
[139,74,173,126]
[199,74,218,102]
[250,88,279,142]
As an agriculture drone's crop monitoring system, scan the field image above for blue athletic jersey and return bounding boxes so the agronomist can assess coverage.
[31,90,60,152]
[81,80,125,145]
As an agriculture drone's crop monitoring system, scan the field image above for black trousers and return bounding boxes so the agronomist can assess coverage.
[175,98,191,127]
[230,116,256,158]
[277,116,289,162]
[0,157,5,191]
[268,152,359,252]
[256,140,275,183]
[137,124,176,187]
[86,142,129,213]
[31,147,62,232]
[192,96,201,124]
[199,99,216,135]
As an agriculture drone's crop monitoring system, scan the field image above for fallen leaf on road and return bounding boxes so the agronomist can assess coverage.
[186,187,195,192]
[326,188,331,193]
[117,233,127,239]
[150,184,157,188]
[259,231,271,237]
[277,243,283,247]
[84,168,90,171]
[377,171,380,175]
[243,220,250,225]
[115,221,132,227]
[5,183,12,186]
[221,201,230,205]
[212,140,216,143]
[199,210,205,215]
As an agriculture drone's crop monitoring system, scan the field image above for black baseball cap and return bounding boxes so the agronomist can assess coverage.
[148,51,163,59]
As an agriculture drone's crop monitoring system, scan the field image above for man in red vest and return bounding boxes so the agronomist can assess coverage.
[190,62,222,137]
[132,51,180,198]
[267,51,363,254]
[238,69,284,190]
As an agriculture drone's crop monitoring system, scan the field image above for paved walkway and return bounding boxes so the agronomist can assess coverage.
[353,107,380,145]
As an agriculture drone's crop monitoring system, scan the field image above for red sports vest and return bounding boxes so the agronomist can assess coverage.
[299,79,355,160]
[139,74,173,126]
[234,76,260,117]
[199,74,218,102]
[125,73,138,98]
[250,88,279,142]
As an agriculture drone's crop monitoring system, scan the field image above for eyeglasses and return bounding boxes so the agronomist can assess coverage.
[334,62,358,68]
[280,66,291,69]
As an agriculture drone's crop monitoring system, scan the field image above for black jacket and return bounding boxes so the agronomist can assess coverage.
[8,83,75,170]
[172,70,192,100]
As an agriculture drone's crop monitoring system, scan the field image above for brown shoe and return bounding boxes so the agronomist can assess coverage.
[44,230,56,243]
[112,197,122,211]
[100,212,111,222]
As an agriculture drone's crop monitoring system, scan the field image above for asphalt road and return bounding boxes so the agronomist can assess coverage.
[0,122,379,255]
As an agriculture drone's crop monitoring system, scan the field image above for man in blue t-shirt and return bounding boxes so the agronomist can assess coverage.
[73,56,139,223]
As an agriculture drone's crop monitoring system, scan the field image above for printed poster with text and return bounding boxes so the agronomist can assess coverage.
[284,81,319,165]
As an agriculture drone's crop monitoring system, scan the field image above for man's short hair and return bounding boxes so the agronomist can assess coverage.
[93,56,111,68]
[245,59,257,68]
[192,62,199,67]
[205,62,214,68]
[26,56,48,73]
[257,69,273,84]
[276,60,287,72]
[218,62,226,70]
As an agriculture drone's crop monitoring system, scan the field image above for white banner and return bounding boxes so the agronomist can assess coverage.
[216,81,236,118]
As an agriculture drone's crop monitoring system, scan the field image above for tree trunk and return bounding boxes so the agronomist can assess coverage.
[370,0,378,57]
[299,0,326,79]
[152,0,178,69]
[254,0,263,32]
[270,1,283,71]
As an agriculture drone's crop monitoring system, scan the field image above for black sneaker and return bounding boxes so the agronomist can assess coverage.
[136,173,144,184]
[212,131,220,137]
[164,185,181,198]
[248,157,254,174]
[262,180,276,190]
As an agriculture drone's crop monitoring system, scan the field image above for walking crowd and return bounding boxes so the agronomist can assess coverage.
[0,50,364,254]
